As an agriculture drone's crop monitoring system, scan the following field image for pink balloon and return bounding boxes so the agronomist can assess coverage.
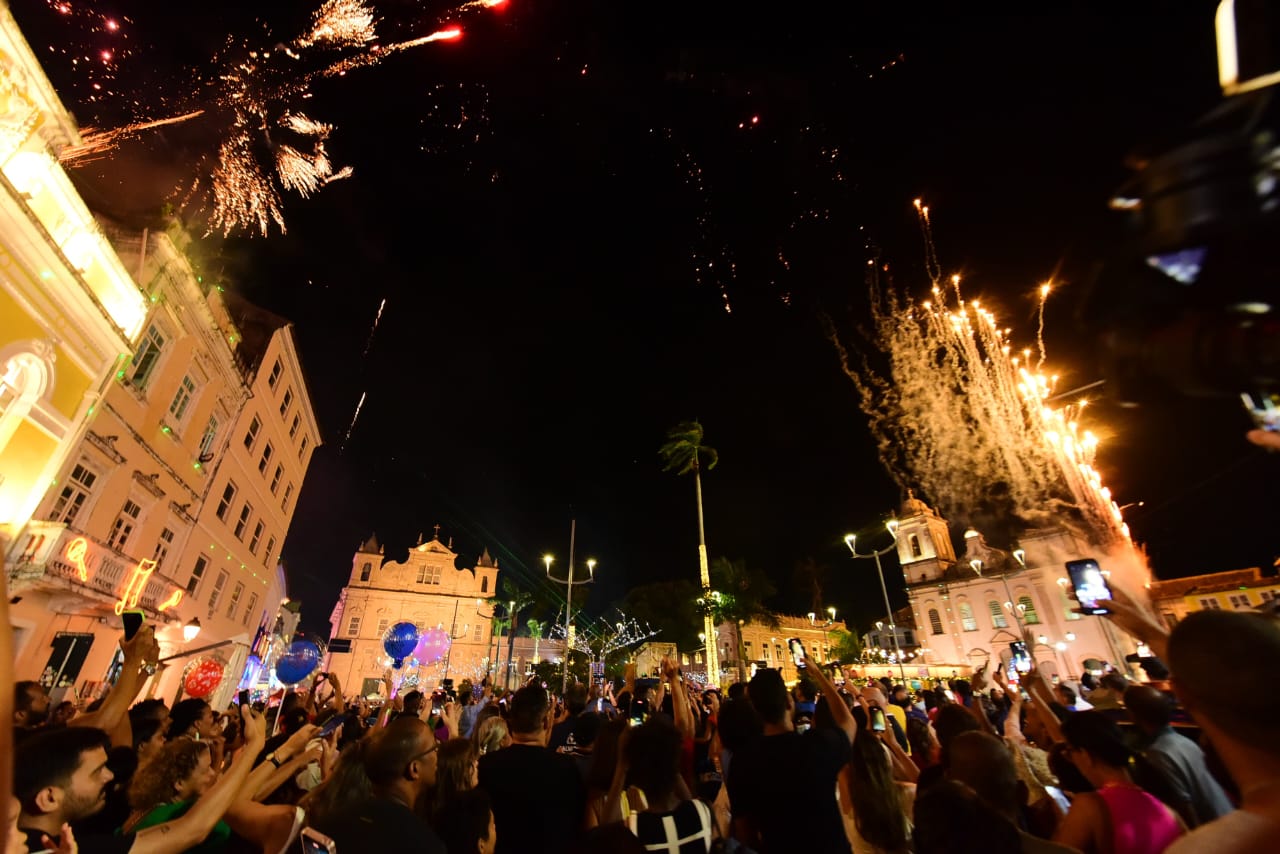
[414,627,451,665]
[184,658,225,699]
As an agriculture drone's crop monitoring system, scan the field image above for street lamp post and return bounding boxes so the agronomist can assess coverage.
[845,521,908,685]
[544,531,596,693]
[441,598,472,682]
[808,606,838,663]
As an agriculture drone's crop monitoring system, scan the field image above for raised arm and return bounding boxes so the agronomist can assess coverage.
[661,657,694,740]
[247,723,318,801]
[128,707,268,854]
[806,654,856,743]
[325,673,345,715]
[73,626,158,742]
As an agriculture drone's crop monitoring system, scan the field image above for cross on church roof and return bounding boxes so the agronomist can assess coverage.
[433,523,441,540]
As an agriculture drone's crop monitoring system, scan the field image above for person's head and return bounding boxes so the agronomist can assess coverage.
[949,678,972,699]
[913,780,1023,854]
[473,716,510,755]
[747,668,791,726]
[793,679,818,703]
[891,685,909,707]
[726,682,747,702]
[14,727,113,824]
[432,738,479,818]
[1169,609,1280,759]
[565,682,589,716]
[1099,672,1128,693]
[130,698,168,722]
[1057,683,1078,706]
[299,739,374,830]
[847,707,910,852]
[1124,685,1174,735]
[403,690,425,716]
[947,731,1022,820]
[132,717,169,762]
[14,681,49,728]
[435,788,496,854]
[50,701,77,726]
[624,718,683,804]
[1081,672,1098,691]
[167,698,214,741]
[1061,710,1133,785]
[365,715,439,797]
[574,711,604,749]
[507,685,551,738]
[933,703,981,767]
[907,717,939,767]
[128,739,215,811]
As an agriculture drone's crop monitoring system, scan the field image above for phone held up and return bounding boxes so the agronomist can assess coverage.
[121,609,145,641]
[1008,641,1032,676]
[787,637,807,670]
[869,707,887,733]
[1066,558,1114,615]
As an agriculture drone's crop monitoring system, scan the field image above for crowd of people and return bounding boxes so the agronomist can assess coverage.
[4,584,1280,854]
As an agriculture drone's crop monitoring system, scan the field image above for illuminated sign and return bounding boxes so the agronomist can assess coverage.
[65,537,90,582]
[157,590,184,611]
[114,558,157,615]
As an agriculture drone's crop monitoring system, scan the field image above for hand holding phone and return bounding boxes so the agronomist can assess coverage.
[1066,558,1113,615]
[238,690,251,707]
[869,707,887,733]
[121,609,145,641]
[787,637,807,669]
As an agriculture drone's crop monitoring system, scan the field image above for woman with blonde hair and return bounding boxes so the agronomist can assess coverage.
[473,715,510,756]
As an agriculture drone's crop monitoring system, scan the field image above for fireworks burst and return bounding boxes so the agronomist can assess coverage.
[828,201,1143,579]
[48,0,502,236]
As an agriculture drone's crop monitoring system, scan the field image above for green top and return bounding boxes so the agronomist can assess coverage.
[130,800,231,854]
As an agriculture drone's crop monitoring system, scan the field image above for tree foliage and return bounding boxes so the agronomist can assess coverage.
[659,420,718,475]
[620,579,703,652]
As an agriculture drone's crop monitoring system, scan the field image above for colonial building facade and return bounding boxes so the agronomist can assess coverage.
[6,214,319,708]
[325,532,500,697]
[895,494,1136,682]
[716,613,850,685]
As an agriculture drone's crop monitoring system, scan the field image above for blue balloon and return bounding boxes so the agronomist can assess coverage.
[275,638,322,686]
[383,621,420,669]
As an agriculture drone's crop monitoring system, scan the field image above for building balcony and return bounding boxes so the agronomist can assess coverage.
[6,519,188,618]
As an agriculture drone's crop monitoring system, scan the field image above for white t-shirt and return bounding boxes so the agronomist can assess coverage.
[1166,809,1277,853]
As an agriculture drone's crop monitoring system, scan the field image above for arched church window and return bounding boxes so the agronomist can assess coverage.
[910,535,922,558]
[989,600,1008,628]
[480,576,488,593]
[359,561,372,582]
[1019,595,1040,624]
[928,609,944,635]
[959,601,978,631]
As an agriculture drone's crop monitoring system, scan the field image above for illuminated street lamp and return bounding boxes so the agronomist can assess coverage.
[183,618,202,643]
[544,525,597,692]
[845,520,908,684]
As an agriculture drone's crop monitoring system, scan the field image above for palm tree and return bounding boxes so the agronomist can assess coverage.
[501,579,535,690]
[660,420,722,685]
[711,556,778,684]
[526,618,546,670]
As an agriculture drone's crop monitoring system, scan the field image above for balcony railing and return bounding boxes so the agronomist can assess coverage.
[7,520,187,616]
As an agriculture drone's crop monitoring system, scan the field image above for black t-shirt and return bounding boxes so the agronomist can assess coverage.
[478,743,587,854]
[319,797,446,854]
[549,716,577,752]
[23,826,135,854]
[725,728,853,854]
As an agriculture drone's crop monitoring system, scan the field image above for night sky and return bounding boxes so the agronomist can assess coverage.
[14,0,1274,636]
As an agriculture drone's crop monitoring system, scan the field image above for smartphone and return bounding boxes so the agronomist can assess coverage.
[787,637,807,669]
[238,689,250,707]
[317,715,344,738]
[1066,558,1113,615]
[869,707,887,732]
[1241,391,1280,432]
[300,827,337,854]
[121,609,145,641]
[1009,641,1032,674]
[630,698,647,727]
[431,705,442,717]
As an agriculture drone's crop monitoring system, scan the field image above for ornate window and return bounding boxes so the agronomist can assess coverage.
[909,535,922,558]
[49,463,98,525]
[959,601,978,631]
[360,562,372,582]
[186,556,208,594]
[989,600,1008,628]
[107,499,141,550]
[1019,595,1041,624]
[127,326,165,390]
[168,376,196,421]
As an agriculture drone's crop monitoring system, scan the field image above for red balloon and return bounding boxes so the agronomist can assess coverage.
[184,659,225,699]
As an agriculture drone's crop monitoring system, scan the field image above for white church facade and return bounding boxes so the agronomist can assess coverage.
[890,493,1137,682]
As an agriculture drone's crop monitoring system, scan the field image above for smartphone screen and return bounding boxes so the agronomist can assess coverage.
[787,637,807,669]
[1009,641,1032,673]
[870,707,887,732]
[300,827,337,854]
[318,715,344,738]
[121,609,145,641]
[238,690,250,707]
[1066,558,1113,615]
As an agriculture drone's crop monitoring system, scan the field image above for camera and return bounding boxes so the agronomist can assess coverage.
[1081,2,1280,405]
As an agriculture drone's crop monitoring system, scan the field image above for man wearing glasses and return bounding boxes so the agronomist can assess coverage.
[319,716,446,853]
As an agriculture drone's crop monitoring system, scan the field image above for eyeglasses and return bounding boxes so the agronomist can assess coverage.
[410,743,440,763]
